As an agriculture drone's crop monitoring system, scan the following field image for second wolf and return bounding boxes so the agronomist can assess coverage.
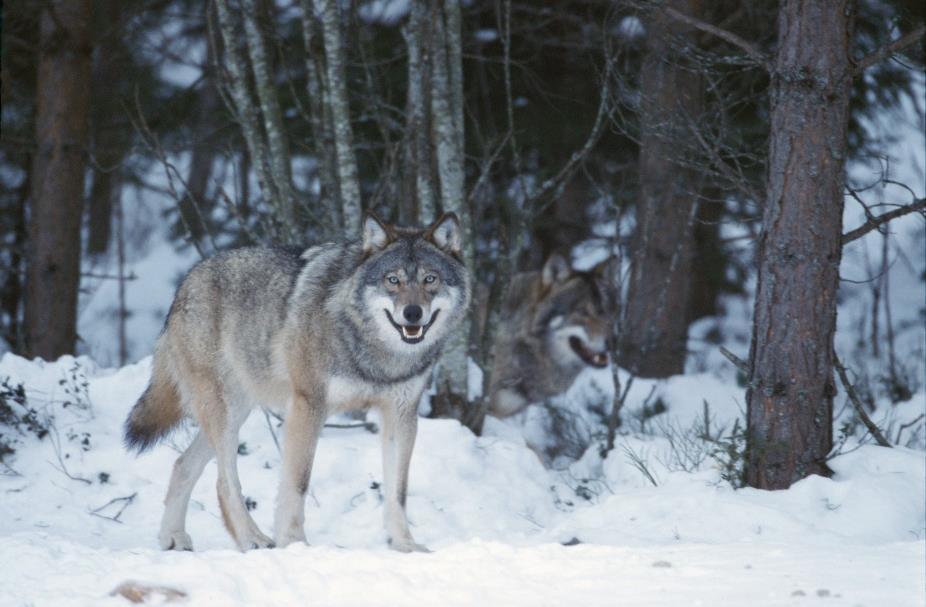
[489,254,613,419]
[124,212,470,552]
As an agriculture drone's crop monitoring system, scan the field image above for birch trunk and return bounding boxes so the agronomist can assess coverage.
[745,0,851,489]
[241,0,296,235]
[429,0,472,418]
[403,0,436,224]
[300,0,342,234]
[214,0,279,238]
[319,0,362,235]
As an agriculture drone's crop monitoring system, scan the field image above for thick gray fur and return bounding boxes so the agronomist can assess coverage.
[124,213,470,553]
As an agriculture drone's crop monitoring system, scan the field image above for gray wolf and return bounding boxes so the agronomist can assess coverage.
[124,212,471,552]
[488,254,612,418]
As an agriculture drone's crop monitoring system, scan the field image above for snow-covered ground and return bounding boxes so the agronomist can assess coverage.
[1,354,923,606]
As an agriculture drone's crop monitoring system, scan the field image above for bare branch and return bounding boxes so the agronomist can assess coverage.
[719,346,750,374]
[530,60,611,210]
[89,492,138,523]
[660,5,771,72]
[854,24,925,74]
[833,353,892,448]
[841,198,926,245]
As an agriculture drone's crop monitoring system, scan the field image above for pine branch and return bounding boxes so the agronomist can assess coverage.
[854,24,925,74]
[841,198,926,245]
[660,5,771,72]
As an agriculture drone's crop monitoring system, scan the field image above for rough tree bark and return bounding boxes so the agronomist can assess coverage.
[300,0,342,234]
[745,0,852,490]
[401,0,436,225]
[24,0,93,359]
[429,0,473,420]
[620,0,704,378]
[319,0,362,234]
[215,0,280,239]
[241,0,296,234]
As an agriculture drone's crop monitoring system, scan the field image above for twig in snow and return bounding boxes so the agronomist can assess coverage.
[895,414,925,445]
[263,410,281,455]
[47,425,92,485]
[833,352,892,448]
[90,492,138,523]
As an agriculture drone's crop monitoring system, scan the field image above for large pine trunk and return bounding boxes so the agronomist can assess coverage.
[619,0,703,378]
[745,0,852,490]
[24,0,92,359]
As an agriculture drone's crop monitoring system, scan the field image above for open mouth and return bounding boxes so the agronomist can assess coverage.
[569,336,609,368]
[384,309,440,344]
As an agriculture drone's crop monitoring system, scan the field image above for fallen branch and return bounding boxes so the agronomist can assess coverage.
[90,492,138,523]
[842,198,926,245]
[895,414,925,445]
[833,352,892,448]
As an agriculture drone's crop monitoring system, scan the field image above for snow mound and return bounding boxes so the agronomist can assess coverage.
[0,354,923,606]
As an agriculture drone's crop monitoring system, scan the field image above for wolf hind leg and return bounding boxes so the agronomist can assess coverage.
[158,430,213,551]
[381,402,429,553]
[273,392,326,548]
[196,388,273,551]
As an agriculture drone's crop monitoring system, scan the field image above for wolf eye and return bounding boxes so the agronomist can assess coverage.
[387,275,400,285]
[423,274,437,284]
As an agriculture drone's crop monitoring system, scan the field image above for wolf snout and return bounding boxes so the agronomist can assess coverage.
[403,304,423,324]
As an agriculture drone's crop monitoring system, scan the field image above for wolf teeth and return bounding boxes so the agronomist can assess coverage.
[402,326,421,338]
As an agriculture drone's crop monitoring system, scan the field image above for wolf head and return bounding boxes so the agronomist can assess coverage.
[531,254,613,371]
[357,212,470,354]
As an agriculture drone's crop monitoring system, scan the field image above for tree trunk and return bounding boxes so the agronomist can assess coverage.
[181,19,220,244]
[87,0,125,256]
[688,186,726,322]
[241,0,296,235]
[215,0,279,240]
[319,0,362,235]
[619,0,704,378]
[429,0,472,421]
[401,0,436,225]
[300,0,342,234]
[745,0,852,490]
[24,0,92,359]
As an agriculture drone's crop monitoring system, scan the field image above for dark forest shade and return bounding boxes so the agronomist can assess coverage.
[24,0,92,359]
[745,0,852,490]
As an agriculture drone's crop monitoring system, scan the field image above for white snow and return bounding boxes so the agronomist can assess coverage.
[1,353,923,606]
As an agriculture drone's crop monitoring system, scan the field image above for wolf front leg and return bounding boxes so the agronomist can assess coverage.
[381,399,429,553]
[274,390,326,548]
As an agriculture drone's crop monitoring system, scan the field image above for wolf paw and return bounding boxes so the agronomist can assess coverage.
[238,530,276,551]
[388,538,431,553]
[159,531,194,552]
[274,529,308,549]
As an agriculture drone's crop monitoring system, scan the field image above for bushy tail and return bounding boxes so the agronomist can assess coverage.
[124,359,182,454]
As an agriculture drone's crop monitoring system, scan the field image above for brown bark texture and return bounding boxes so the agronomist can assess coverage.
[620,0,703,378]
[745,0,852,490]
[24,0,92,360]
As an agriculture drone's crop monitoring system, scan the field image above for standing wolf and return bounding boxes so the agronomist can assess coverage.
[488,254,612,418]
[124,212,470,552]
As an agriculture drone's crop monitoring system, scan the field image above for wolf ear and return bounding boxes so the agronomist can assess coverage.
[425,212,463,257]
[362,212,394,254]
[541,254,572,288]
